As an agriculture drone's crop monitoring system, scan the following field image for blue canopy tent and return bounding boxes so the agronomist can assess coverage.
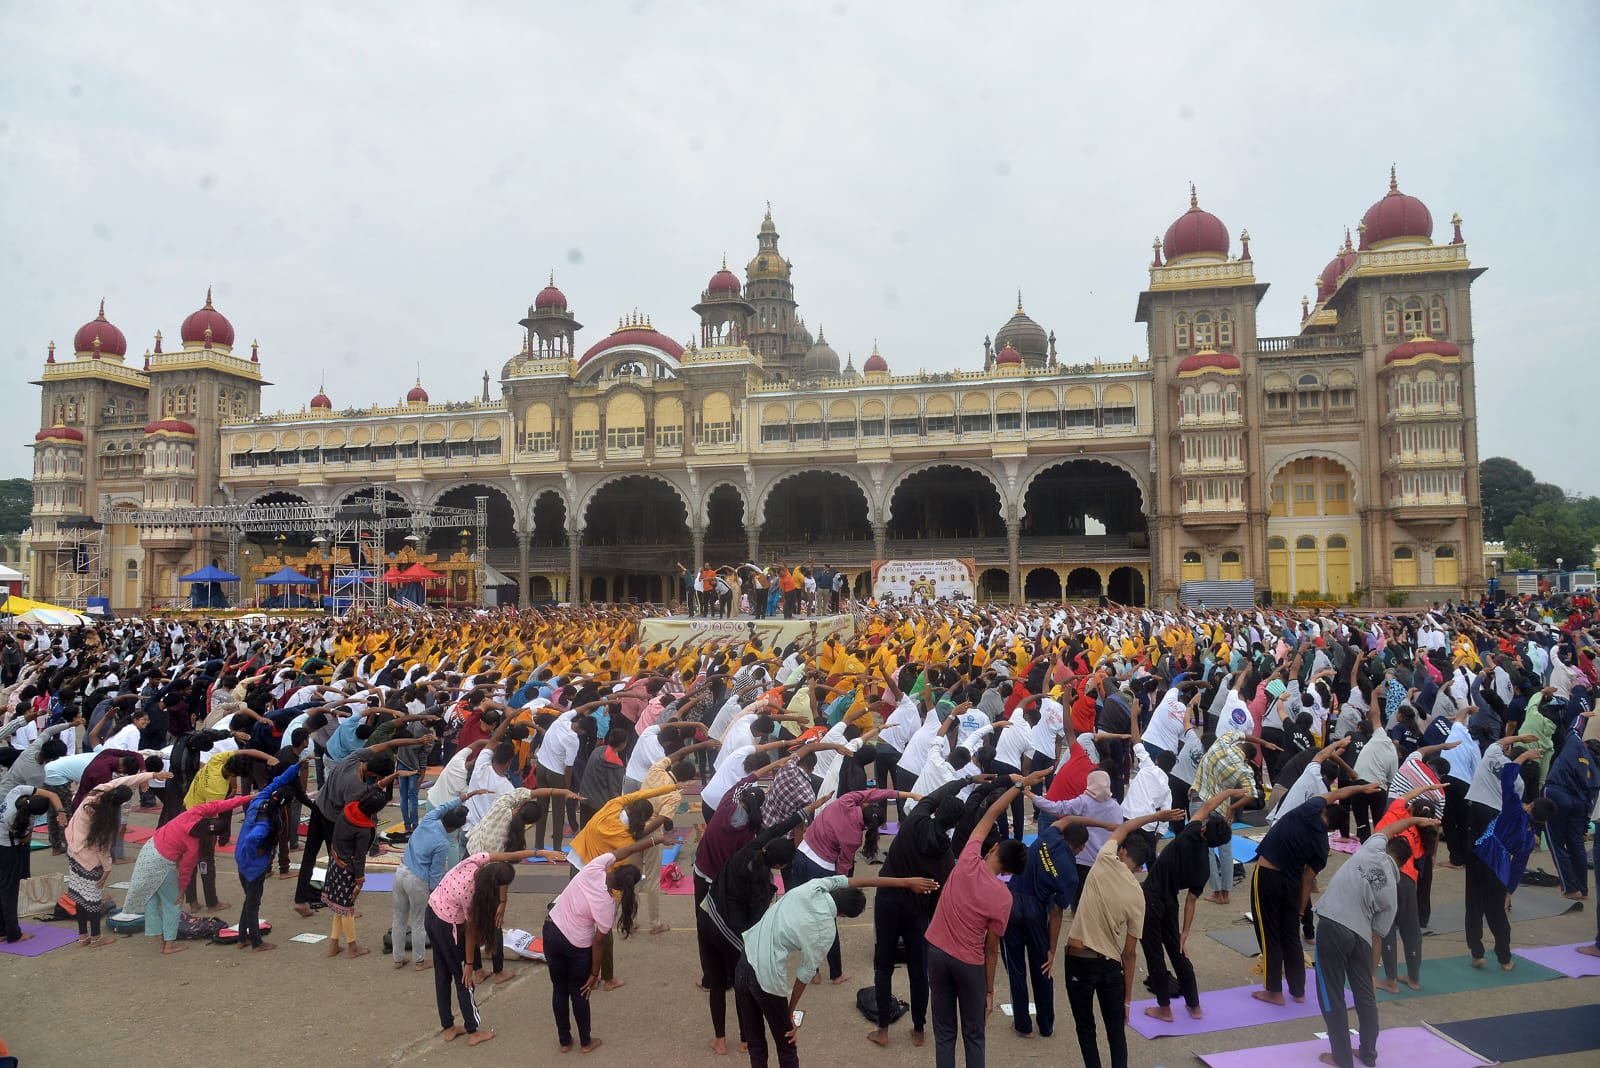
[180,563,240,609]
[256,566,317,609]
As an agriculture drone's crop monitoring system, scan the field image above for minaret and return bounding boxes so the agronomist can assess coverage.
[743,204,799,375]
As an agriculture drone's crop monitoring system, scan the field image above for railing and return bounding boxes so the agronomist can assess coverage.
[1255,332,1361,354]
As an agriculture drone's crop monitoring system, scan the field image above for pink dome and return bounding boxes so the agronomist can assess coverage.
[1360,169,1433,249]
[73,301,128,358]
[35,425,85,443]
[994,343,1022,366]
[1177,350,1241,375]
[706,267,741,296]
[1162,187,1230,262]
[535,279,568,310]
[144,419,197,436]
[406,383,430,403]
[180,289,235,348]
[580,320,687,365]
[1385,338,1460,365]
[1317,242,1359,302]
[863,347,888,373]
[310,391,332,410]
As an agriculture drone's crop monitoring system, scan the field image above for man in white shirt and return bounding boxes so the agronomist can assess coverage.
[463,742,516,833]
[533,709,581,851]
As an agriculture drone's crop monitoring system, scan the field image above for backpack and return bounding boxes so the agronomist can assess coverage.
[856,986,908,1025]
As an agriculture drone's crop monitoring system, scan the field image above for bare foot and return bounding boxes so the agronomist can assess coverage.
[1014,1028,1035,1038]
[1143,1005,1174,1022]
[1251,990,1285,1006]
[278,871,297,880]
[88,936,117,948]
[493,971,515,984]
[1375,979,1399,994]
[442,1026,467,1042]
[205,902,231,914]
[346,945,370,959]
[911,1030,925,1048]
[1563,890,1587,901]
[415,959,433,971]
[1203,893,1230,905]
[579,1038,602,1054]
[474,969,489,985]
[327,942,343,957]
[830,973,851,985]
[709,1037,727,1055]
[254,941,276,952]
[1470,958,1485,969]
[1293,994,1305,1003]
[113,857,133,865]
[602,978,626,991]
[866,1029,888,1047]
[1576,945,1600,958]
[1319,1054,1341,1067]
[1501,960,1515,972]
[293,904,314,918]
[161,942,187,954]
[468,1030,497,1047]
[395,959,408,969]
[1188,1005,1204,1020]
[1402,978,1419,990]
[650,923,671,935]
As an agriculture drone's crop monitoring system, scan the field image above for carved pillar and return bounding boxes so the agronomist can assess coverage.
[692,526,706,575]
[1006,520,1021,606]
[567,532,580,604]
[746,524,760,565]
[517,530,531,605]
[872,521,888,564]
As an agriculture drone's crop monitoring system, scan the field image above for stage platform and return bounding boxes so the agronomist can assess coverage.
[636,612,856,648]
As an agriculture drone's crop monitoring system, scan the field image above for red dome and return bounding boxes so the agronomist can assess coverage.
[706,268,741,296]
[1360,169,1432,249]
[1162,188,1230,262]
[580,322,687,365]
[535,280,567,310]
[406,383,430,403]
[35,425,84,443]
[310,391,332,410]
[180,289,235,348]
[1385,338,1460,365]
[72,301,127,357]
[863,348,888,373]
[994,343,1022,366]
[1177,350,1241,375]
[143,418,197,436]
[1317,245,1359,302]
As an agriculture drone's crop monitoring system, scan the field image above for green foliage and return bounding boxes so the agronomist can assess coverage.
[0,478,31,536]
[1504,500,1597,570]
[1479,457,1563,541]
[1502,548,1537,571]
[1385,590,1409,607]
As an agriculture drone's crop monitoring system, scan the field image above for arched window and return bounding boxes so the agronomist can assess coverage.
[1194,312,1215,349]
[1295,536,1317,551]
[1393,545,1417,585]
[1218,310,1233,348]
[1268,536,1287,550]
[218,391,229,416]
[1383,299,1400,338]
[1428,296,1447,336]
[1180,550,1204,582]
[1297,374,1322,412]
[1182,551,1201,564]
[1174,313,1190,351]
[1327,535,1348,549]
[1418,374,1439,406]
[1224,387,1240,414]
[1443,374,1459,408]
[1220,549,1243,580]
[1434,544,1458,585]
[1402,297,1425,336]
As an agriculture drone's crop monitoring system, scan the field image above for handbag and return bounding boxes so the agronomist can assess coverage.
[17,873,64,919]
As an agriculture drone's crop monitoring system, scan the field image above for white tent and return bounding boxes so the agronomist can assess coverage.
[0,565,23,582]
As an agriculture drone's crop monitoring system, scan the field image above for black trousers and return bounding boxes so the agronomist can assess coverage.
[1314,918,1379,1068]
[185,814,229,908]
[1001,897,1054,1034]
[1141,899,1198,1009]
[425,906,480,1033]
[1251,863,1306,998]
[873,746,905,819]
[1464,800,1511,965]
[928,942,986,1068]
[874,888,930,1032]
[0,842,28,942]
[734,958,798,1068]
[238,872,267,946]
[542,917,593,1048]
[1064,953,1127,1068]
[989,761,1025,840]
[1379,871,1421,984]
[294,805,334,906]
[1348,782,1384,841]
[1441,776,1471,865]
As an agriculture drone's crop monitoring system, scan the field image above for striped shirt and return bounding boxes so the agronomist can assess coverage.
[1387,751,1446,819]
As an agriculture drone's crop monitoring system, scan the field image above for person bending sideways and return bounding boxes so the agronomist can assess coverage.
[924,769,1045,1068]
[1063,808,1187,1068]
[737,869,937,1068]
[1312,815,1439,1068]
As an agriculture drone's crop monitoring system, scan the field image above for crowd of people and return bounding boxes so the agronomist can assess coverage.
[2,593,1599,1067]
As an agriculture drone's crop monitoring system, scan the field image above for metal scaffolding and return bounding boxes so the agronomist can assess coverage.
[49,517,107,610]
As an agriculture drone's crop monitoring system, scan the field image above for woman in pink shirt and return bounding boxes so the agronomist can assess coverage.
[424,847,538,1047]
[66,770,166,946]
[123,793,254,953]
[542,835,660,1053]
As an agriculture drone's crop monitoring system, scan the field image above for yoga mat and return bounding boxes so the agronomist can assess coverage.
[662,875,695,895]
[1197,1026,1492,1068]
[124,825,154,844]
[1422,890,1581,935]
[1512,941,1600,978]
[0,923,81,957]
[1375,953,1562,1000]
[1231,836,1260,863]
[360,872,395,892]
[662,844,680,865]
[1129,981,1339,1038]
[1432,1005,1600,1062]
[511,869,571,894]
[881,822,899,835]
[1208,927,1263,958]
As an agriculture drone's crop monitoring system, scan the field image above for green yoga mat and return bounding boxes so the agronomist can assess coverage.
[1374,953,1562,1000]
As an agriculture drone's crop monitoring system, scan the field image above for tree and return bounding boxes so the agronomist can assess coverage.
[1478,457,1563,540]
[0,479,30,536]
[1504,500,1597,570]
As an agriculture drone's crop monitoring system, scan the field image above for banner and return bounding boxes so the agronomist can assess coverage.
[637,613,856,649]
[871,558,976,601]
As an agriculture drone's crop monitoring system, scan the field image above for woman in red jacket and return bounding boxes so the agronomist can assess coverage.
[123,793,255,953]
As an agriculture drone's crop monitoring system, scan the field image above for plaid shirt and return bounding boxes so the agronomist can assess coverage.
[762,763,815,829]
[1193,729,1259,803]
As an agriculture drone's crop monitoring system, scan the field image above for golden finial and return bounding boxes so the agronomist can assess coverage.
[721,252,727,269]
[204,286,214,309]
[46,341,55,363]
[97,298,106,319]
[1240,228,1250,243]
[1388,164,1398,194]
[1189,183,1198,210]
[548,270,555,286]
[1016,290,1024,313]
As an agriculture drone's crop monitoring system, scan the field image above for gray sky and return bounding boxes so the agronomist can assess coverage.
[4,3,1596,491]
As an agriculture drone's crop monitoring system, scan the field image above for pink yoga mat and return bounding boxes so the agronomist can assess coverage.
[1130,982,1348,1038]
[124,825,155,844]
[1512,942,1600,978]
[1196,1025,1493,1068]
[0,923,81,957]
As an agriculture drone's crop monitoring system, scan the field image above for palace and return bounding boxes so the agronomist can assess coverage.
[28,171,1484,611]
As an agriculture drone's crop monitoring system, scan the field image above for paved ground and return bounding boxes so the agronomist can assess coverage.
[4,807,1595,1068]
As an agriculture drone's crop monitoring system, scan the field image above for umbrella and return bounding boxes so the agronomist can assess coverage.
[381,566,406,584]
[15,607,91,626]
[400,563,443,580]
[256,566,316,586]
[179,563,241,583]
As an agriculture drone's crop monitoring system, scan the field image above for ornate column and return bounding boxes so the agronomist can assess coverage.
[692,526,706,575]
[746,523,760,564]
[872,521,888,565]
[517,530,531,605]
[567,529,581,604]
[1006,520,1021,606]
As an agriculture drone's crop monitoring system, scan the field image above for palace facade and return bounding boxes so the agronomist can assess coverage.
[29,172,1485,610]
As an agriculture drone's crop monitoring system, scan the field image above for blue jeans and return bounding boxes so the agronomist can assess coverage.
[1002,896,1055,1035]
[398,774,420,831]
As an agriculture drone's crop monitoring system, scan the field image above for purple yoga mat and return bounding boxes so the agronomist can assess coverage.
[1196,1025,1493,1068]
[1129,982,1350,1038]
[1512,942,1600,978]
[361,872,395,892]
[0,922,81,957]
